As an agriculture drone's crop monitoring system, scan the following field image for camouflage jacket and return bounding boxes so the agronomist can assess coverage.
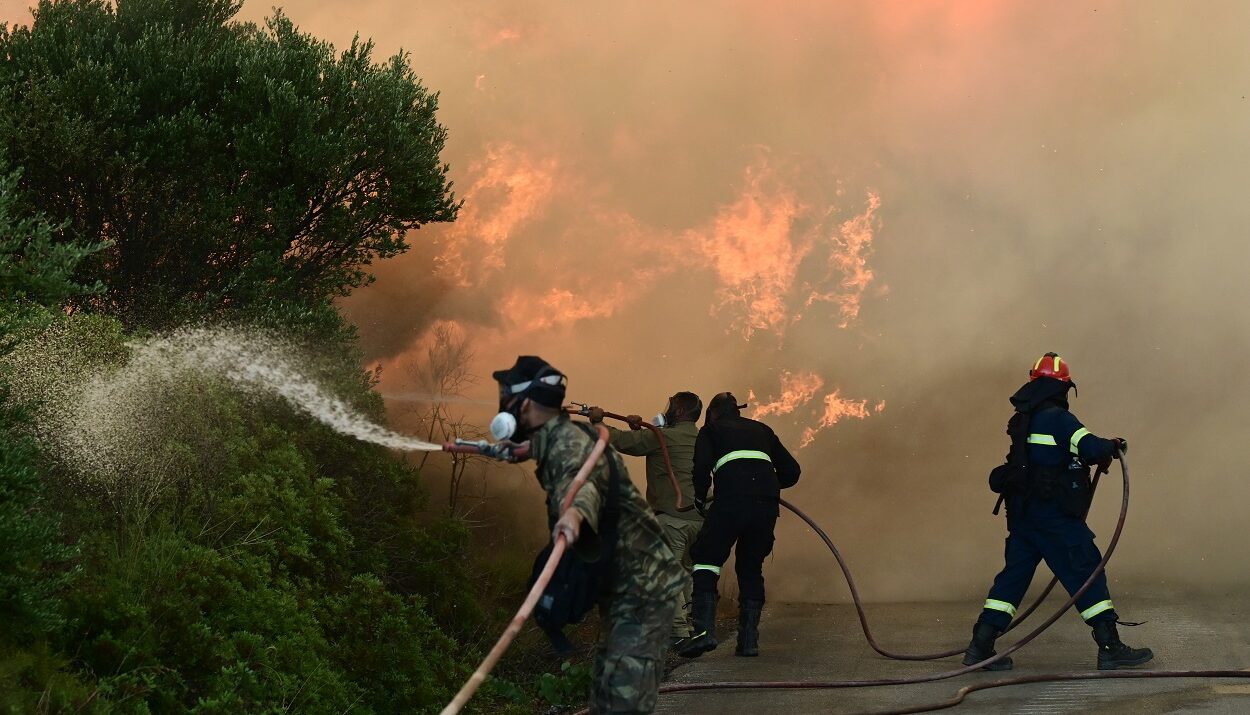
[608,421,702,523]
[530,414,682,602]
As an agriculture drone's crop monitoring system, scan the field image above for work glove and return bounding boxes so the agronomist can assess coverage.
[1113,438,1128,457]
[586,406,605,423]
[694,497,708,517]
[625,414,644,431]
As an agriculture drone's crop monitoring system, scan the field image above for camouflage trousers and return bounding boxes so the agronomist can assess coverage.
[589,592,678,713]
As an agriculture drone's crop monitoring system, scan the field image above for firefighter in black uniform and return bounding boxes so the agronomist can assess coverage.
[679,392,801,658]
[964,353,1153,671]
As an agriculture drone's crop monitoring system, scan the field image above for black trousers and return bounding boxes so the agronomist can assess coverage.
[689,497,779,604]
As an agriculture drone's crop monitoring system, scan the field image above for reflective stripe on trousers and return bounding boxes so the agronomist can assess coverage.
[1081,599,1114,621]
[983,598,1018,617]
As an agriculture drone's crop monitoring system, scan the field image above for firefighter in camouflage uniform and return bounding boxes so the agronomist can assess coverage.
[492,356,683,714]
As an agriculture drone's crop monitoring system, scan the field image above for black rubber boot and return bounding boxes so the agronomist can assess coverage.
[735,599,763,657]
[678,591,719,658]
[961,621,1014,671]
[1092,620,1153,670]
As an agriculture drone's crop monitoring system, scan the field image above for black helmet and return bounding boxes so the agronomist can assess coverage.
[707,391,747,419]
[491,356,567,408]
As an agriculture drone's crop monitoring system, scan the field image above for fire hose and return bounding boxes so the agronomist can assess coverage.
[566,403,691,511]
[442,405,688,509]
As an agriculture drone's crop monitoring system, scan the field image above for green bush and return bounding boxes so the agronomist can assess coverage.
[0,399,77,643]
[0,311,530,713]
[536,661,594,708]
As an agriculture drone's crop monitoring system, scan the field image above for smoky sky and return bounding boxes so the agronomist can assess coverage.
[9,0,1250,602]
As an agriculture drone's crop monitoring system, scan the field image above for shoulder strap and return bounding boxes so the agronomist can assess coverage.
[1007,410,1032,467]
[568,421,621,530]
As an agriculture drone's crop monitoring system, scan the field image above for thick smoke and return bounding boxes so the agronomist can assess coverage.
[260,0,1250,602]
[7,0,1243,602]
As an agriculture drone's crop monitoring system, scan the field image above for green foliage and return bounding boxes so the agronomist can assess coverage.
[0,642,101,714]
[0,2,548,712]
[0,311,533,713]
[535,661,594,708]
[0,0,458,327]
[0,168,109,350]
[0,169,107,307]
[0,398,77,643]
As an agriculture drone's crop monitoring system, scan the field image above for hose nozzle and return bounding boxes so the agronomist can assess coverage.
[443,439,530,462]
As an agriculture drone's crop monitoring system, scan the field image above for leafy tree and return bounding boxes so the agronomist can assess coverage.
[0,167,103,713]
[0,169,106,307]
[0,400,77,644]
[0,0,458,327]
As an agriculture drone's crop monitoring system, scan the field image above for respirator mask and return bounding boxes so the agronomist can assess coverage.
[490,397,523,441]
[651,398,682,428]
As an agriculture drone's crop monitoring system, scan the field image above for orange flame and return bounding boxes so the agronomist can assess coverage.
[496,270,660,332]
[434,143,557,287]
[751,371,824,418]
[806,191,882,328]
[798,390,885,448]
[689,162,809,340]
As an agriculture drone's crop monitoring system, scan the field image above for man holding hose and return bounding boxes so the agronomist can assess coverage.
[680,392,801,658]
[964,352,1152,671]
[491,356,682,714]
[587,393,705,650]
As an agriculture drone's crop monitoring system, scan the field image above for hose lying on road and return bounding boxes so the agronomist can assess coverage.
[775,466,1104,662]
[644,454,1250,714]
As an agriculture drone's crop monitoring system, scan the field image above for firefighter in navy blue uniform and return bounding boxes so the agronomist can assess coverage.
[964,353,1153,671]
[679,392,801,659]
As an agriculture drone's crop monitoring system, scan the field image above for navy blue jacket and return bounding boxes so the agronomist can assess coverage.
[1025,406,1117,468]
[1006,376,1118,473]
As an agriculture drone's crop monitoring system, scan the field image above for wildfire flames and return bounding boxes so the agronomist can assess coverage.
[690,163,808,340]
[806,191,883,328]
[434,142,558,287]
[398,135,887,447]
[751,371,824,418]
[800,392,886,448]
[751,371,884,448]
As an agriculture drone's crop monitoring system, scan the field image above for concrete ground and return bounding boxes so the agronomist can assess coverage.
[655,597,1250,714]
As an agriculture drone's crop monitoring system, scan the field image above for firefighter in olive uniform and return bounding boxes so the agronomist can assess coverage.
[964,353,1153,671]
[492,356,683,713]
[680,392,801,658]
[588,393,704,648]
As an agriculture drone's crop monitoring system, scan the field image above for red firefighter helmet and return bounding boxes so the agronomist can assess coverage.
[1029,352,1071,382]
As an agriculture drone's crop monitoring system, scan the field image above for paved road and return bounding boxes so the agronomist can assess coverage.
[655,598,1250,714]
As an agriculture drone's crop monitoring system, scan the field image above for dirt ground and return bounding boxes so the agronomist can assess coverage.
[655,597,1250,714]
